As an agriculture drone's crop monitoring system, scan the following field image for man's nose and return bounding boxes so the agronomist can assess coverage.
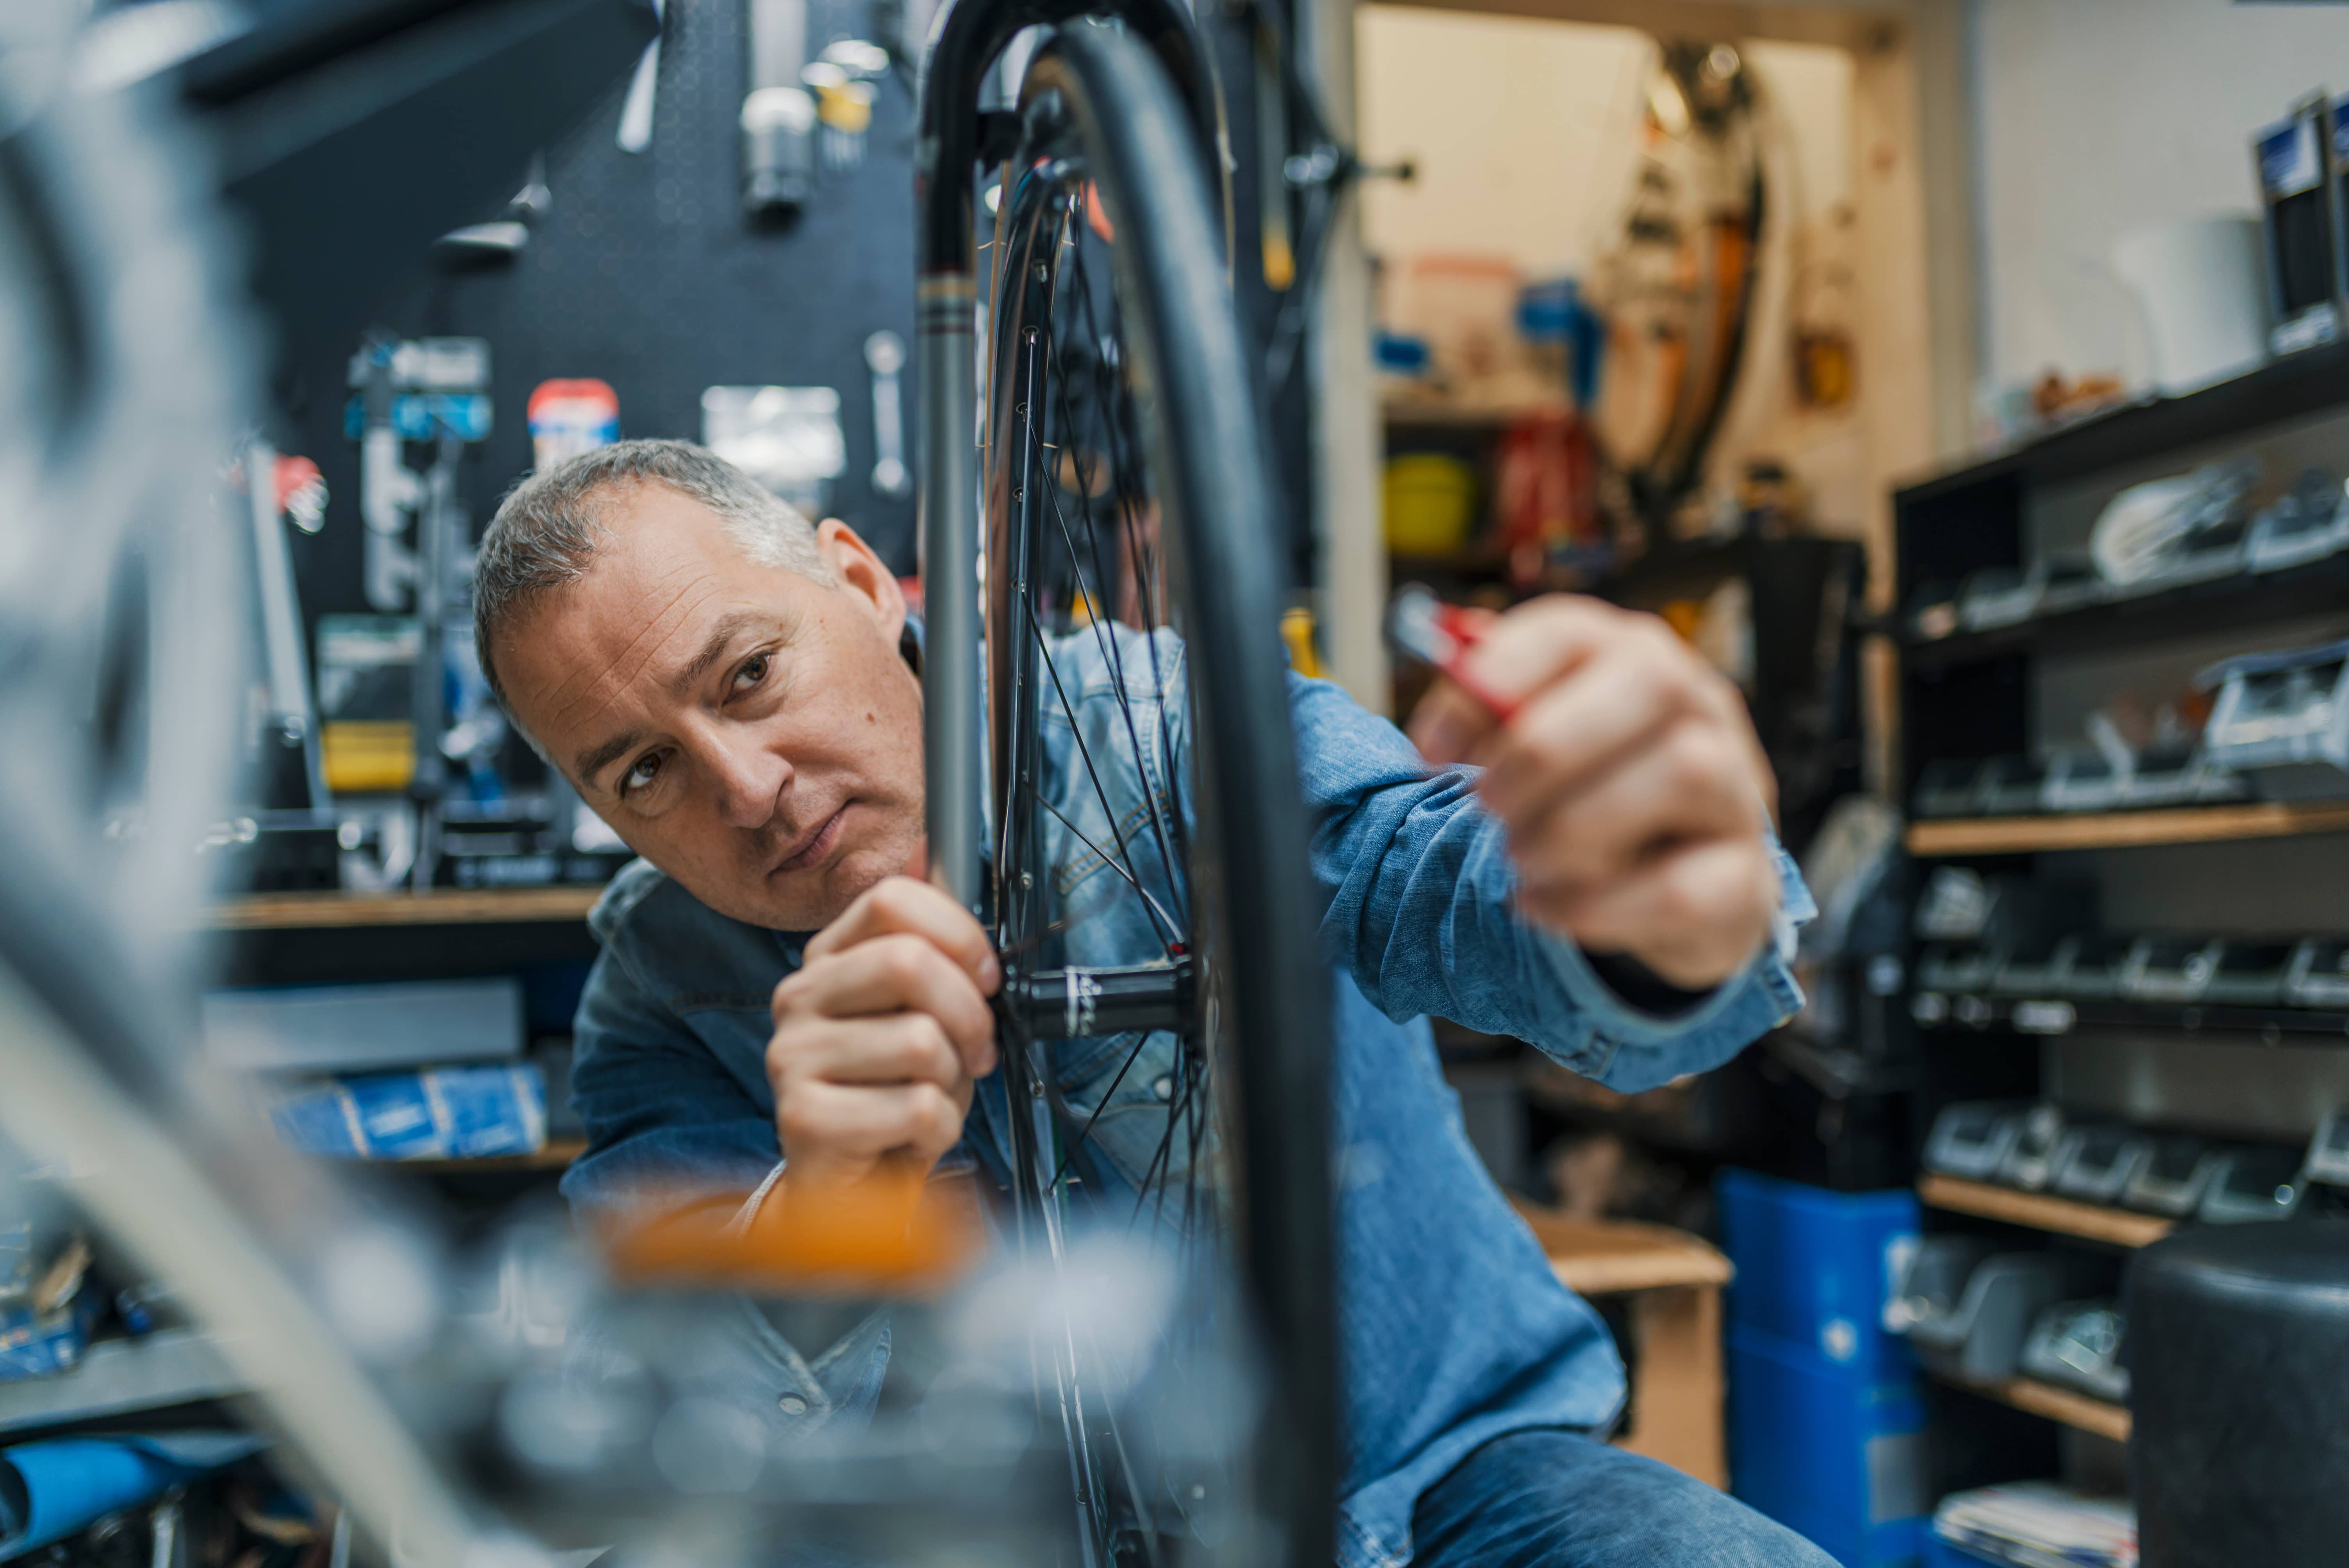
[706,734,790,830]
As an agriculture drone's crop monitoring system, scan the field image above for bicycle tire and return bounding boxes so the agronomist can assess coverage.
[924,17,1337,1567]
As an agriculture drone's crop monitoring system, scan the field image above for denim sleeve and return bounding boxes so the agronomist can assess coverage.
[1290,671,1807,1093]
[558,945,782,1225]
[557,946,895,1437]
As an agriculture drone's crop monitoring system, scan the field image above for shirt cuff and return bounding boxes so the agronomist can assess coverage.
[1533,834,1814,1053]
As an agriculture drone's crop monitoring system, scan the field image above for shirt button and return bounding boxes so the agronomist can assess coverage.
[777,1394,808,1416]
[1151,1076,1173,1102]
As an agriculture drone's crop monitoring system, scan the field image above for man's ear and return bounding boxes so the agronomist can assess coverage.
[816,519,906,643]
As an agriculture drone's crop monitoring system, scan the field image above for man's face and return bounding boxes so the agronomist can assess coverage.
[494,481,925,931]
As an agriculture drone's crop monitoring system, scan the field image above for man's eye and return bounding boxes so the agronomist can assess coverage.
[622,753,663,794]
[733,653,770,693]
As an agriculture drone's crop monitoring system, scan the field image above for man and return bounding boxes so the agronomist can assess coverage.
[476,439,1831,1568]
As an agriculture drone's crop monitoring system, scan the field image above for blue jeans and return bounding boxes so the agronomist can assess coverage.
[1410,1430,1837,1568]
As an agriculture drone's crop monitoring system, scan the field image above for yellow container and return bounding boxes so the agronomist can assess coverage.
[323,720,415,795]
[1383,454,1479,556]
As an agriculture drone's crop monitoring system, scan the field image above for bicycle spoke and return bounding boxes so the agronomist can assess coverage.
[1036,795,1181,945]
[1045,1026,1157,1190]
[1021,592,1182,953]
[1039,318,1192,939]
[1063,220,1196,913]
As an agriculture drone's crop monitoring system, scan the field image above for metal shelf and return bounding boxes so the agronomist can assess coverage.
[1918,1173,2176,1249]
[0,1330,243,1434]
[1895,339,2349,510]
[1905,801,2349,856]
[206,886,605,930]
[1914,991,2349,1043]
[1903,551,2349,673]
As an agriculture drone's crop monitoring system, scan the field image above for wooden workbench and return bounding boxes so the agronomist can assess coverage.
[1516,1203,1735,1489]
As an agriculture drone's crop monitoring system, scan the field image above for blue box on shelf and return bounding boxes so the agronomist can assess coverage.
[268,1063,547,1161]
[0,1283,102,1383]
[1718,1169,1921,1374]
[1729,1321,1928,1568]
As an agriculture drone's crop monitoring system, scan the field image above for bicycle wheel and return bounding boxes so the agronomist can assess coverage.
[921,16,1336,1568]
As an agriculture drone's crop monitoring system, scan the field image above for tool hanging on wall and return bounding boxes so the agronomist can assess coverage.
[199,442,343,891]
[866,330,911,497]
[244,438,331,819]
[806,39,886,172]
[617,0,667,151]
[743,0,815,216]
[432,153,553,268]
[346,335,493,890]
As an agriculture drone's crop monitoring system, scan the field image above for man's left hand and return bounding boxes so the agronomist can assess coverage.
[1408,594,1780,992]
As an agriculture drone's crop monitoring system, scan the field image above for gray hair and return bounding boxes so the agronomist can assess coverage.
[472,438,833,716]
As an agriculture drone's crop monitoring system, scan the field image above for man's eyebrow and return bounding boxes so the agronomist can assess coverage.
[668,610,784,698]
[574,728,646,793]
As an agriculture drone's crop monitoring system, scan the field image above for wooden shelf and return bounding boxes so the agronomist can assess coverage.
[1936,1371,2132,1443]
[1905,801,2349,856]
[396,1137,587,1174]
[1514,1202,1734,1294]
[1918,1174,2176,1248]
[1390,549,1508,578]
[1381,398,1567,429]
[207,886,606,930]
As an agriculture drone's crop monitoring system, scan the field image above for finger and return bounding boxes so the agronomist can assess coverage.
[777,1080,966,1165]
[1474,623,1751,825]
[1451,595,1624,713]
[1506,723,1764,894]
[1406,676,1501,767]
[781,935,997,1078]
[1409,597,1615,767]
[804,875,1001,993]
[790,1013,968,1091]
[1523,837,1778,991]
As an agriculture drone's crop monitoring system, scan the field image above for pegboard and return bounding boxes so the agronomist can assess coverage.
[274,0,923,629]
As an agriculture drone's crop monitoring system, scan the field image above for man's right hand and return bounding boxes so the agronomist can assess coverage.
[766,877,1001,1193]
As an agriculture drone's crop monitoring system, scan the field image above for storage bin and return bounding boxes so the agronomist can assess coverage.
[1896,1249,2083,1383]
[1718,1170,1920,1374]
[1381,454,1480,555]
[1728,1322,1928,1568]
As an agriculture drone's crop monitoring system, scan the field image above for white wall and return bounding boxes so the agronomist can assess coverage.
[1971,0,2349,393]
[1356,8,1855,282]
[1356,9,1654,279]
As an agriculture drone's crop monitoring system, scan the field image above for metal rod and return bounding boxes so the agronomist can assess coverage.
[919,273,984,913]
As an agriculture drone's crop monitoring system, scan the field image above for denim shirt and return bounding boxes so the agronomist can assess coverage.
[561,624,1809,1568]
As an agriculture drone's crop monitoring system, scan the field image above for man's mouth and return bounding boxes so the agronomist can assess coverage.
[772,804,851,876]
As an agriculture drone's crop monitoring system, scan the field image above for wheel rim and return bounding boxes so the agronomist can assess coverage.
[966,25,1337,1566]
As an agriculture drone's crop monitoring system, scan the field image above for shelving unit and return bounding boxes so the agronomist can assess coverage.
[1905,802,2349,857]
[1891,343,2349,1496]
[0,1330,243,1435]
[1917,1174,2175,1248]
